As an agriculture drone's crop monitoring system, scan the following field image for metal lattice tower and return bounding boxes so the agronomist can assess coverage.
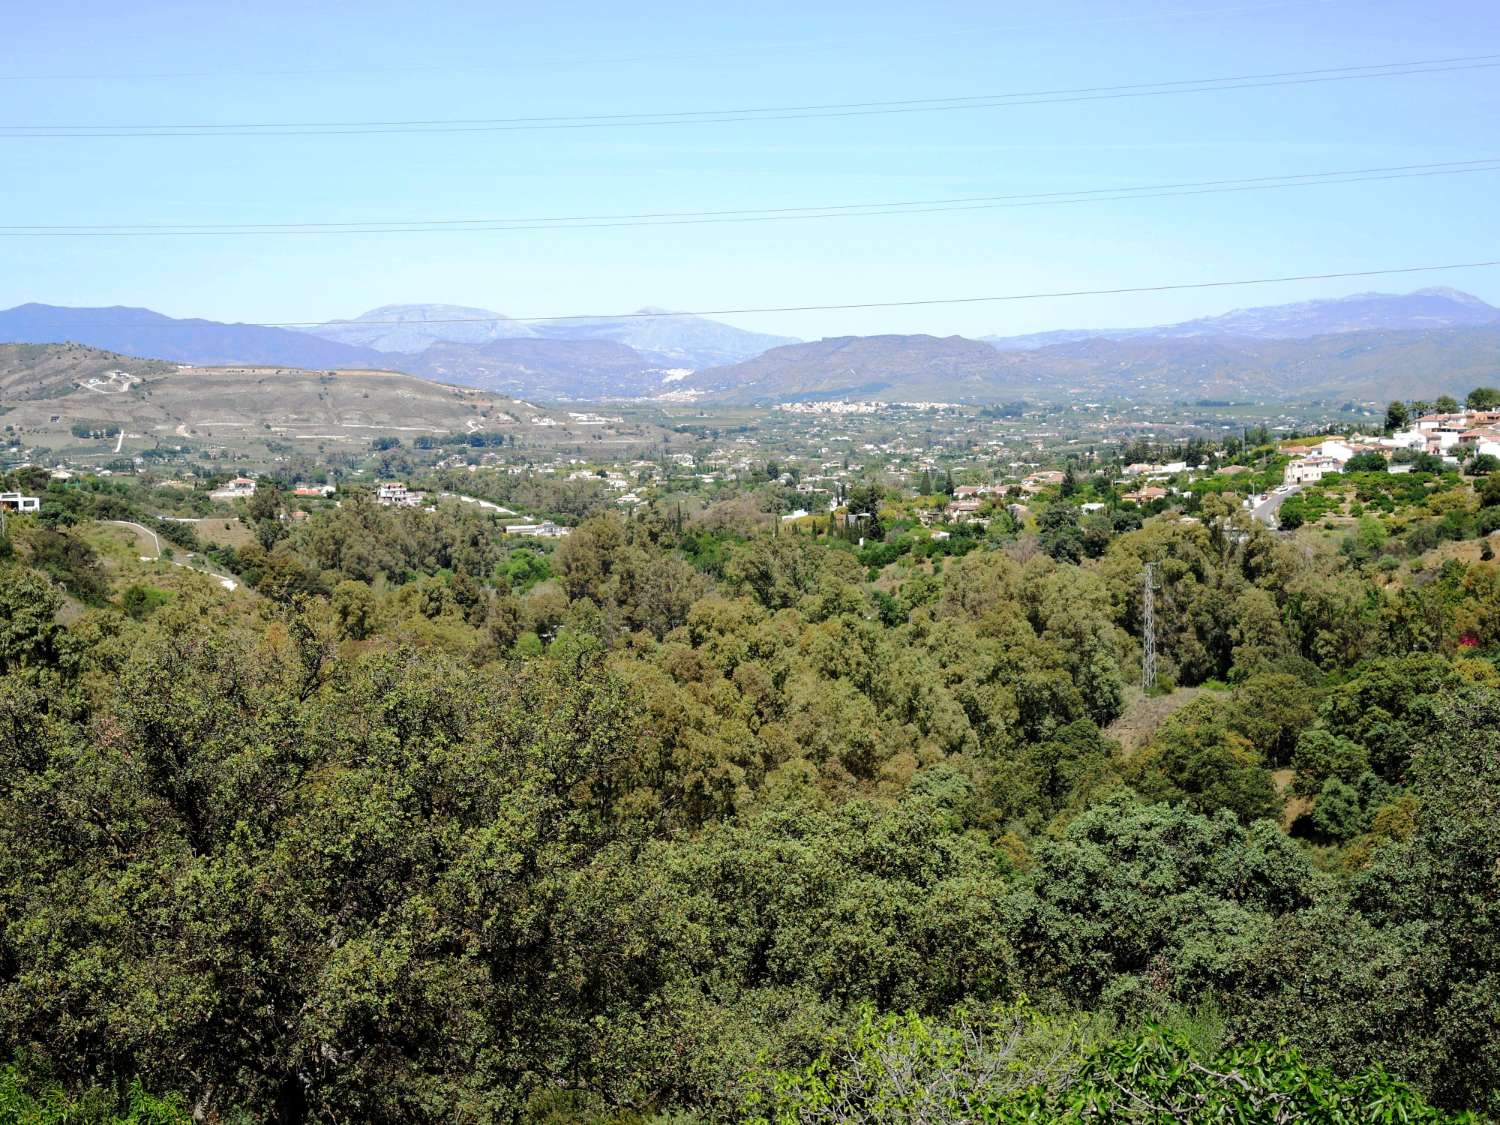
[1142,563,1157,692]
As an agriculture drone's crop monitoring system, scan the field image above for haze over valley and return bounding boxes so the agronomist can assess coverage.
[6,286,1498,406]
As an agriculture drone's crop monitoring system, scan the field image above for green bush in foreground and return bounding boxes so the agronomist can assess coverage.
[0,1062,189,1125]
[745,1007,1470,1124]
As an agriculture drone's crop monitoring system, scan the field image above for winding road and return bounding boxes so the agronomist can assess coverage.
[102,520,239,591]
[1250,485,1300,529]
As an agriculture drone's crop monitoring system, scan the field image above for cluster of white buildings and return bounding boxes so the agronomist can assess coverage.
[1281,409,1500,485]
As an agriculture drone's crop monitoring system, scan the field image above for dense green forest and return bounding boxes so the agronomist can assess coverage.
[1,482,1497,1121]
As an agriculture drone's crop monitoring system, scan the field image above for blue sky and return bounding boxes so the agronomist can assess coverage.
[3,0,1497,340]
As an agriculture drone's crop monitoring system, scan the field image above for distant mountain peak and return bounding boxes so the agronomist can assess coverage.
[525,307,799,369]
[347,303,514,322]
[309,302,535,351]
[1410,286,1492,305]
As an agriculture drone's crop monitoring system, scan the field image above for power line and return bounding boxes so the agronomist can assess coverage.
[4,159,1497,237]
[0,2,1336,83]
[20,259,1500,329]
[5,53,1497,137]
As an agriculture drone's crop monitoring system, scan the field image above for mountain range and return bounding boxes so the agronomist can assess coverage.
[3,288,1498,403]
[0,304,389,370]
[308,304,537,352]
[686,322,1500,403]
[0,301,795,399]
[981,287,1500,350]
[303,302,795,369]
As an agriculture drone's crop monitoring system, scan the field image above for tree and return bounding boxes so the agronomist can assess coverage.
[1480,474,1500,507]
[1277,494,1306,530]
[1385,400,1410,432]
[246,480,286,549]
[1128,698,1280,823]
[0,568,65,673]
[1037,504,1083,563]
[1343,450,1388,473]
[1434,394,1460,414]
[845,480,885,540]
[1466,386,1500,410]
[331,579,378,640]
[1468,453,1500,476]
[1235,685,1500,1114]
[1004,796,1313,1005]
[1308,777,1365,841]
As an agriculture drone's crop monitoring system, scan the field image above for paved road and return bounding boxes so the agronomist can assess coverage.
[1250,485,1300,529]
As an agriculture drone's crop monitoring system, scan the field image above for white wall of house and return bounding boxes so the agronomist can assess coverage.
[0,493,40,512]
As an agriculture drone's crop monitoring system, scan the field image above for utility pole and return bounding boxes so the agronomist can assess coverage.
[1142,562,1157,693]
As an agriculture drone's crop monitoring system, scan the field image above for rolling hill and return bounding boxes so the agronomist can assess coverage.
[406,337,665,399]
[0,343,671,463]
[684,324,1500,403]
[684,335,1009,401]
[0,342,175,402]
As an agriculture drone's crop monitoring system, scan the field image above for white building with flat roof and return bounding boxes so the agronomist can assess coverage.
[210,476,257,500]
[1284,456,1342,485]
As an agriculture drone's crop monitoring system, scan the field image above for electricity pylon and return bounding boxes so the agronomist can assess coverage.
[1143,562,1157,692]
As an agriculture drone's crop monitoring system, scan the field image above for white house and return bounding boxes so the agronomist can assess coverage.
[1385,429,1428,451]
[1284,455,1342,485]
[0,492,40,513]
[209,476,257,500]
[376,481,425,507]
[1315,440,1355,463]
[505,521,569,538]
